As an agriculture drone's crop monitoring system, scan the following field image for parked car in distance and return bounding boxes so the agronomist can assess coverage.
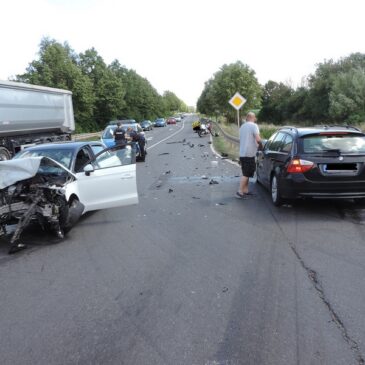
[166,117,177,125]
[140,120,153,131]
[256,126,365,206]
[154,118,166,127]
[173,115,182,122]
[101,123,144,148]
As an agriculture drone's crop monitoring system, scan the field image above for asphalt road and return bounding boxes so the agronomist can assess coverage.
[1,116,365,365]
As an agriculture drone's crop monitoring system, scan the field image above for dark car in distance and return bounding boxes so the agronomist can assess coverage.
[256,126,365,206]
[154,118,166,127]
[140,120,153,131]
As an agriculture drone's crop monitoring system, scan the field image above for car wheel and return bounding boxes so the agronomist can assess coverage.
[0,147,11,161]
[271,174,283,206]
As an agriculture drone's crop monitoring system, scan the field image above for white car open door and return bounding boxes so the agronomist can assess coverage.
[74,146,138,212]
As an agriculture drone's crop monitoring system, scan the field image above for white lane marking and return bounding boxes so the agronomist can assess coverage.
[147,121,185,150]
[146,137,153,141]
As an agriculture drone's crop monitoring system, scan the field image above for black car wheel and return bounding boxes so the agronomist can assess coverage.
[271,174,284,206]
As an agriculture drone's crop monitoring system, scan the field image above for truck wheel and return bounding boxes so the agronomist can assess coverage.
[0,148,11,161]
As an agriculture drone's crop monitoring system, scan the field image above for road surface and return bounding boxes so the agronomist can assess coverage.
[1,116,365,364]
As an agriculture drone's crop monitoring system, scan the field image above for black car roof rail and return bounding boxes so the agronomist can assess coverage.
[280,126,299,133]
[315,124,362,132]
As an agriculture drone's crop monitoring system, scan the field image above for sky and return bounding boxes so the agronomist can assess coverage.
[1,0,365,106]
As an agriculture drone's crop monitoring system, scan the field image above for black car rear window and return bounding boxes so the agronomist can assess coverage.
[301,133,365,154]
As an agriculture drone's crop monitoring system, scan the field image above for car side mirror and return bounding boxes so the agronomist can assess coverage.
[83,164,94,176]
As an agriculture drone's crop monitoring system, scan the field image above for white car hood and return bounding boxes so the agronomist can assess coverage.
[0,156,75,189]
[0,157,44,189]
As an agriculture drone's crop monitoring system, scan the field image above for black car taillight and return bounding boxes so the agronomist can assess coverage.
[287,159,314,173]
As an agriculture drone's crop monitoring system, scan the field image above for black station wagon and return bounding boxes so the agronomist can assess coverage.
[256,126,365,206]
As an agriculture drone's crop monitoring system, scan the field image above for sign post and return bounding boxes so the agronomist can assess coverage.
[228,92,247,130]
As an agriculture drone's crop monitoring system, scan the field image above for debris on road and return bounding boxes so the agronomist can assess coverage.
[158,152,170,156]
[209,179,219,185]
[201,175,208,180]
[215,202,226,206]
[198,144,205,147]
[192,196,201,199]
[168,188,174,193]
[222,287,229,293]
[221,153,228,157]
[165,170,171,175]
[166,138,186,144]
[208,141,212,144]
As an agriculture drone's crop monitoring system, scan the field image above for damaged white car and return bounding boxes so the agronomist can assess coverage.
[0,146,138,254]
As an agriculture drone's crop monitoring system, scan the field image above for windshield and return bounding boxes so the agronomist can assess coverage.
[301,134,365,154]
[15,149,73,169]
[102,127,116,139]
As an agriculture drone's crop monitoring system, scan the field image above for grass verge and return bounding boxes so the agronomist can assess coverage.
[212,134,239,161]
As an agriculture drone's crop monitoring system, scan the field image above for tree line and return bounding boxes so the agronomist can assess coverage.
[197,54,365,125]
[16,38,188,132]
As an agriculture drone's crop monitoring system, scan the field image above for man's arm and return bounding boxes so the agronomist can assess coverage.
[255,133,263,150]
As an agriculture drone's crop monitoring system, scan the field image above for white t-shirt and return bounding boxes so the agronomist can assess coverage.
[239,121,259,157]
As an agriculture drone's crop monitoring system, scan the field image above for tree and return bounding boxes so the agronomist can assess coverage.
[15,37,189,130]
[163,91,182,114]
[17,38,96,132]
[197,61,262,122]
[329,68,365,124]
[258,81,293,123]
[79,49,125,127]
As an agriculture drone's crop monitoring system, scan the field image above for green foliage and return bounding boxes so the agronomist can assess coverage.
[79,48,126,128]
[329,68,365,124]
[17,38,96,132]
[258,53,365,125]
[259,81,293,123]
[16,37,187,132]
[197,61,262,122]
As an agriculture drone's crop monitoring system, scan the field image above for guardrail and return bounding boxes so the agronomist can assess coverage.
[73,132,102,141]
[212,122,239,144]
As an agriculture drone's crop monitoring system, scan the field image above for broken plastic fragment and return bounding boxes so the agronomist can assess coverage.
[209,179,219,185]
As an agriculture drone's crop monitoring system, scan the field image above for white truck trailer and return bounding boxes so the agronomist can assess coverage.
[0,80,75,160]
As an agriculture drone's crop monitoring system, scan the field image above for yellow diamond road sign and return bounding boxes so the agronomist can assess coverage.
[229,92,246,110]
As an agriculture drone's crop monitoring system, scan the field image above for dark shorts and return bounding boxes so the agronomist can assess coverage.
[240,157,256,177]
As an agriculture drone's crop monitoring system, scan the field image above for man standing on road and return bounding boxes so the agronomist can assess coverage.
[236,112,262,198]
[127,127,146,161]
